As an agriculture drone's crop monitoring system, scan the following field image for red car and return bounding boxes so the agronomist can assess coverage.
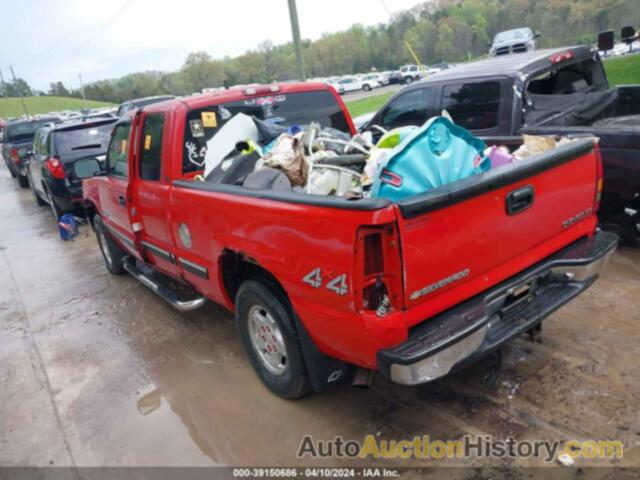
[83,82,617,398]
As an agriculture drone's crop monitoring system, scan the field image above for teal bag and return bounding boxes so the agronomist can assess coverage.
[371,117,489,201]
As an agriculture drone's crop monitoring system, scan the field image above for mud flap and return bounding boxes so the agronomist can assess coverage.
[293,315,355,392]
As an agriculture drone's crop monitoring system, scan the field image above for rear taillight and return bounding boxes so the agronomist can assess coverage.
[550,50,575,64]
[46,156,65,179]
[356,224,402,316]
[594,145,604,214]
[364,233,383,275]
[10,147,20,164]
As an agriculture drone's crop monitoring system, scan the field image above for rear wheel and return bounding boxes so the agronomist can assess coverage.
[363,84,371,92]
[236,279,311,399]
[93,214,125,274]
[404,76,413,85]
[29,175,46,206]
[18,174,29,188]
[45,185,64,220]
[600,213,639,246]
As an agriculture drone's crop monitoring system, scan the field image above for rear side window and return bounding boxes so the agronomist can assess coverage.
[441,82,501,130]
[107,123,131,178]
[182,90,350,174]
[139,114,164,180]
[380,87,432,129]
[33,130,43,154]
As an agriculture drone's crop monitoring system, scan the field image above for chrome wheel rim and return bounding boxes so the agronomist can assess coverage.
[248,305,287,376]
[98,228,113,266]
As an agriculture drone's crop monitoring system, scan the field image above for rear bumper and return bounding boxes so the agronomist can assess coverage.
[377,231,619,385]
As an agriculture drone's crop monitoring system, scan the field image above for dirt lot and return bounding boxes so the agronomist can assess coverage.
[1,164,639,476]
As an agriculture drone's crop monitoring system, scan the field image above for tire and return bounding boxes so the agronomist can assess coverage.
[7,162,17,177]
[29,175,47,206]
[404,76,414,85]
[600,214,639,246]
[45,185,64,220]
[18,174,29,188]
[93,214,126,274]
[236,279,311,399]
[363,84,371,92]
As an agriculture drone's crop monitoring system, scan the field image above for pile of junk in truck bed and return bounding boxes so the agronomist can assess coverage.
[194,110,592,199]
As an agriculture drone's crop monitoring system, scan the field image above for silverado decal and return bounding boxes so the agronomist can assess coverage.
[410,268,470,301]
[562,208,593,229]
[303,268,348,296]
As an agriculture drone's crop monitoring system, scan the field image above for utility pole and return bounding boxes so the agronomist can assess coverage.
[10,66,29,117]
[287,0,306,80]
[78,74,87,110]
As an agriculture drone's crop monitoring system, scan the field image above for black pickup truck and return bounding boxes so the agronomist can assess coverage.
[363,45,640,242]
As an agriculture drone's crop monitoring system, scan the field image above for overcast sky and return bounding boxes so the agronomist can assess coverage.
[0,0,421,91]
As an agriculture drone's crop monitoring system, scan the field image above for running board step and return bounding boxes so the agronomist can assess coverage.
[123,257,206,311]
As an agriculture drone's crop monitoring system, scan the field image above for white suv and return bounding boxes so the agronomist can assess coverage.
[399,65,423,84]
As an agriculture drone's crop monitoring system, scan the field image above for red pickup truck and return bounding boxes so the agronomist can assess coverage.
[83,82,618,399]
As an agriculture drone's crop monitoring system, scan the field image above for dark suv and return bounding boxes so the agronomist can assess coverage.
[26,118,117,220]
[2,117,60,187]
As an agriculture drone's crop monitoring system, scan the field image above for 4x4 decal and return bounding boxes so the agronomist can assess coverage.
[303,268,348,296]
[302,268,323,288]
[326,274,348,296]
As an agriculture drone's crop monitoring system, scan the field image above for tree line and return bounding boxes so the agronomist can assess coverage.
[3,0,640,104]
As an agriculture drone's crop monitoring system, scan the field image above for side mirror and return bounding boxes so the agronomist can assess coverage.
[534,32,542,39]
[598,30,615,52]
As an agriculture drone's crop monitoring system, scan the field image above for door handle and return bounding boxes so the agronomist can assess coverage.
[506,186,534,215]
[118,195,126,207]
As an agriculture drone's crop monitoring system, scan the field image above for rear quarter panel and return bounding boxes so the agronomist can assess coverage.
[167,187,403,367]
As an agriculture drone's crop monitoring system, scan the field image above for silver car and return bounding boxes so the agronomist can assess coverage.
[489,28,540,56]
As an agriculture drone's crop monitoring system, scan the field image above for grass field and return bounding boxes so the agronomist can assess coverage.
[603,53,640,86]
[345,54,640,118]
[0,96,114,118]
[345,92,394,118]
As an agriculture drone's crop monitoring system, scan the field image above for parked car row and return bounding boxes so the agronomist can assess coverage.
[311,63,452,95]
[0,95,173,227]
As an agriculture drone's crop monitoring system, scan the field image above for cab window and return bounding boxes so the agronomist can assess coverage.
[379,87,433,129]
[107,123,131,178]
[441,81,501,130]
[182,90,351,175]
[139,114,165,181]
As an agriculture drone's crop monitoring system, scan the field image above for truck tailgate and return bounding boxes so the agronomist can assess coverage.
[395,140,599,327]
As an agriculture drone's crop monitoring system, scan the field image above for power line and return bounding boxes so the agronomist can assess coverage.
[54,0,135,69]
[29,6,93,64]
[379,0,393,17]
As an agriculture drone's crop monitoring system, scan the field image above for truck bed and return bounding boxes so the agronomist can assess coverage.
[169,139,601,367]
